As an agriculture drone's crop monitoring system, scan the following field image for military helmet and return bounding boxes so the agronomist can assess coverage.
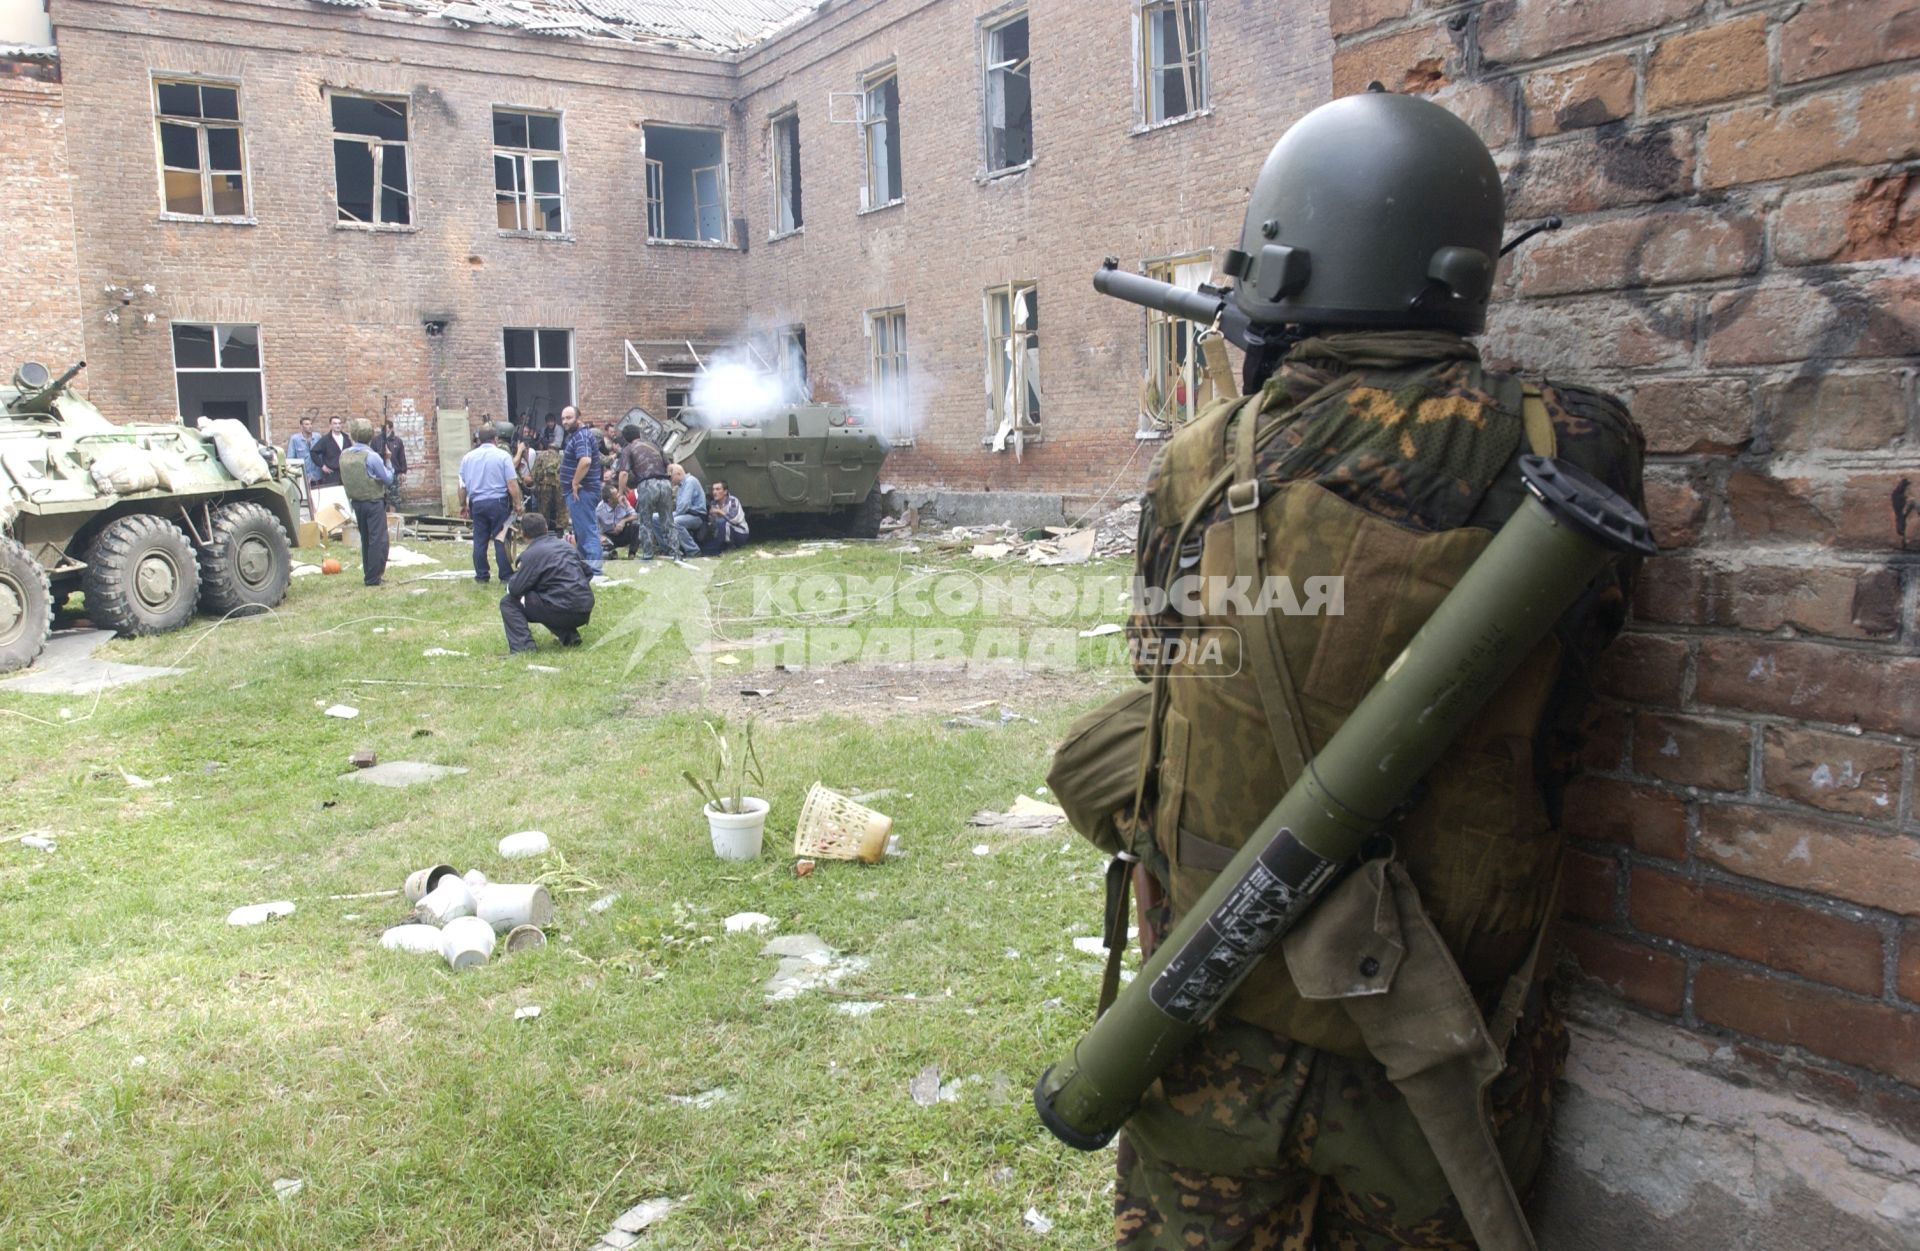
[349,418,375,444]
[1226,90,1504,335]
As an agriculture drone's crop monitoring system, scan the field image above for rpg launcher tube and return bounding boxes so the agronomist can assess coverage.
[1034,455,1655,1151]
[1094,257,1229,326]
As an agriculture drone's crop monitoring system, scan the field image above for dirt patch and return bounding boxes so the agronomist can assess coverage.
[628,662,1128,724]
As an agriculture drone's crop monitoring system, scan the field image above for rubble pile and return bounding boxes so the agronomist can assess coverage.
[380,855,555,971]
[888,496,1140,563]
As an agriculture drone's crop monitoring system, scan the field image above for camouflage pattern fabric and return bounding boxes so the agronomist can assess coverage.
[530,449,566,534]
[1115,995,1567,1251]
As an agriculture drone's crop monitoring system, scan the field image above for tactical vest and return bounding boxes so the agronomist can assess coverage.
[1140,381,1562,1059]
[340,448,384,502]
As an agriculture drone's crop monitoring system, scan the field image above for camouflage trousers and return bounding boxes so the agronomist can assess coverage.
[1115,994,1567,1251]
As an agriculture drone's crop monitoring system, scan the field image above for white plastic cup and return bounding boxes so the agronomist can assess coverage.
[441,915,496,971]
[498,830,550,859]
[475,884,554,934]
[380,923,444,954]
[404,864,457,903]
[416,876,475,925]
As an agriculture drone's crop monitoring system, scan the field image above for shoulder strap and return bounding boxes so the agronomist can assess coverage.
[1227,399,1313,786]
[1520,384,1557,458]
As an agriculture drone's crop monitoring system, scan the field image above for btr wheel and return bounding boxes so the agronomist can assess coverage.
[199,501,292,618]
[83,514,200,636]
[0,535,53,673]
[833,491,886,539]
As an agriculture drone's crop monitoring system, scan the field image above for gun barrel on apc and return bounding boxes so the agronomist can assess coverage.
[1033,455,1654,1152]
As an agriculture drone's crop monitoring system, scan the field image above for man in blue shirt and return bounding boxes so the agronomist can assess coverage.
[459,423,523,584]
[668,462,706,559]
[559,405,604,575]
[339,419,395,586]
[286,417,319,494]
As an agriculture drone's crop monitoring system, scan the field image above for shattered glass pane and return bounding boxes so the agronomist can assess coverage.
[156,81,201,118]
[332,95,408,141]
[380,145,411,225]
[172,324,216,369]
[163,168,203,216]
[333,139,374,223]
[217,325,259,369]
[159,122,200,171]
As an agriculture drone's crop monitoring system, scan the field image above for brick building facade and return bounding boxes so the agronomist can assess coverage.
[4,0,1918,1240]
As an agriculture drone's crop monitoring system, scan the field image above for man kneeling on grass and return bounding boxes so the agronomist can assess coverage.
[501,512,595,654]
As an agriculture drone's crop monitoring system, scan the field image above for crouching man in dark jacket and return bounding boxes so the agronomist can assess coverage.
[501,512,595,653]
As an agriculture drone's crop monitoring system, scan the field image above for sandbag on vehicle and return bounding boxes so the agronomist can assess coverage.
[87,444,161,496]
[195,416,269,485]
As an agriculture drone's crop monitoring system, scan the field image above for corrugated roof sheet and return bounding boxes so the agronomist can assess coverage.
[309,0,822,52]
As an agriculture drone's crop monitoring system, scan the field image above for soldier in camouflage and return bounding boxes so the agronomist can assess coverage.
[1103,91,1645,1251]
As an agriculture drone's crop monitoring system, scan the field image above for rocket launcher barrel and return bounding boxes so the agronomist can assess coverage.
[1033,454,1655,1152]
[1093,259,1264,352]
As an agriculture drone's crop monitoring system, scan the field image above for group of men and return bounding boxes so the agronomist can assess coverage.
[286,414,408,507]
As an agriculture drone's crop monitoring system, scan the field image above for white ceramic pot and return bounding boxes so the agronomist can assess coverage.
[404,863,457,903]
[475,884,554,934]
[705,797,769,860]
[441,915,496,971]
[416,876,476,925]
[380,923,444,954]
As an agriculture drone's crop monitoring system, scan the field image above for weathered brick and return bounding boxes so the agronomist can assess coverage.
[1581,701,1631,771]
[1707,277,1920,367]
[1595,632,1689,706]
[1562,848,1621,923]
[1695,638,1920,735]
[1329,0,1415,38]
[1774,174,1920,268]
[1524,54,1635,138]
[1699,802,1920,915]
[1762,725,1903,820]
[1644,14,1770,113]
[1563,775,1689,860]
[1836,471,1920,552]
[1428,78,1518,151]
[1642,472,1707,549]
[1503,123,1697,217]
[1760,371,1908,452]
[1480,0,1706,64]
[1519,212,1762,299]
[1332,23,1455,99]
[1558,923,1688,1015]
[1483,293,1694,375]
[1634,559,1902,641]
[1631,868,1885,994]
[0,77,84,369]
[1630,376,1752,453]
[1900,926,1920,1003]
[1703,73,1920,188]
[1695,963,1920,1085]
[1632,711,1750,791]
[1723,470,1834,544]
[1781,0,1920,85]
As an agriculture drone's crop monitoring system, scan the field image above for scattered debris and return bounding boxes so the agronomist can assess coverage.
[792,859,815,877]
[0,629,185,695]
[505,924,547,953]
[527,663,561,673]
[513,1004,542,1021]
[349,750,378,769]
[343,761,468,789]
[835,1001,883,1017]
[323,704,359,719]
[415,876,476,925]
[723,911,775,934]
[592,1195,678,1251]
[761,933,869,1001]
[291,562,322,577]
[272,1178,304,1201]
[118,766,168,789]
[384,545,438,567]
[1024,1206,1054,1234]
[405,864,457,902]
[591,575,632,587]
[499,830,550,859]
[588,892,621,913]
[969,794,1067,832]
[19,834,55,852]
[421,647,468,658]
[441,915,496,970]
[667,1087,730,1109]
[794,783,893,863]
[909,1063,943,1107]
[970,542,1012,560]
[1072,929,1136,958]
[227,900,296,927]
[1078,623,1124,638]
[973,844,992,856]
[379,923,443,954]
[418,569,471,581]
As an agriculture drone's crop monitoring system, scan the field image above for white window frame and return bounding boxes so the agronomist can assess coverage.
[170,322,266,429]
[866,307,911,445]
[984,281,1041,446]
[1137,0,1209,128]
[329,92,413,228]
[493,107,567,235]
[982,10,1032,175]
[641,124,731,245]
[769,108,802,237]
[644,159,665,240]
[860,69,902,210]
[1141,251,1213,436]
[502,327,577,411]
[152,76,251,222]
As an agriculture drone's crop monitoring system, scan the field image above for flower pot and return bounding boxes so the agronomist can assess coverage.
[475,883,553,933]
[704,797,770,860]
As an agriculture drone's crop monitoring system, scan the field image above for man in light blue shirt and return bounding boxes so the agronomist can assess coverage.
[668,462,706,558]
[286,417,318,488]
[458,424,522,584]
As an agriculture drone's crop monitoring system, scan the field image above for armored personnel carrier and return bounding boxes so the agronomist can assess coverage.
[629,401,890,538]
[0,361,302,673]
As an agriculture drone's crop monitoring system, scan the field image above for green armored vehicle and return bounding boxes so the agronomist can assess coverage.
[631,401,891,538]
[0,361,302,673]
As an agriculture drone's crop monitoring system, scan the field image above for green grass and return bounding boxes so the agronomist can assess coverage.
[0,537,1139,1250]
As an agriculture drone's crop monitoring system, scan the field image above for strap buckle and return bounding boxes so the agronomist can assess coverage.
[1226,480,1260,514]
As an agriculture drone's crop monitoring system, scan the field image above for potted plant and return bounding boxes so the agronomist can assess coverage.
[683,718,769,859]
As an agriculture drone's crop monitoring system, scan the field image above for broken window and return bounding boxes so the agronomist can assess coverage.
[642,124,728,243]
[503,328,574,433]
[666,387,693,426]
[154,78,249,219]
[984,13,1032,172]
[1142,252,1213,434]
[494,108,565,233]
[985,282,1040,447]
[777,325,808,401]
[861,71,902,208]
[867,307,910,442]
[331,94,411,226]
[173,322,265,436]
[1141,0,1208,125]
[770,110,803,235]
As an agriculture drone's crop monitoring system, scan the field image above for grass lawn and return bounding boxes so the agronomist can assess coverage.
[0,535,1141,1250]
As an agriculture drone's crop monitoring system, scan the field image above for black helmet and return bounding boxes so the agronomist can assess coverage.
[1226,91,1503,335]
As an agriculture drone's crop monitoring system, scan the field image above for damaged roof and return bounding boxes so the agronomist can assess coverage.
[309,0,823,53]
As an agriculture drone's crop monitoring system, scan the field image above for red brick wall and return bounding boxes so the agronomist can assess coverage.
[0,60,85,372]
[1339,0,1920,1103]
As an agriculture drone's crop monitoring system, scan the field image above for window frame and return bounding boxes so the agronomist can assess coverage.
[170,321,267,430]
[492,106,568,236]
[152,75,252,223]
[865,306,911,445]
[328,90,414,229]
[983,281,1041,443]
[860,68,903,211]
[981,10,1033,176]
[1139,250,1213,437]
[769,108,803,238]
[1137,0,1210,129]
[640,123,732,246]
